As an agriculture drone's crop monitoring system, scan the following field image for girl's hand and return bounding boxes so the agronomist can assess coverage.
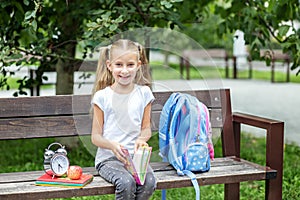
[134,138,149,153]
[110,141,126,164]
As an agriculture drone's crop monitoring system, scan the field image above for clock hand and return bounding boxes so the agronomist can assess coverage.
[58,163,62,172]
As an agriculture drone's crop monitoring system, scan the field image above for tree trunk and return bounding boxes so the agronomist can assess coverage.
[164,51,170,67]
[54,0,78,95]
[54,0,79,146]
[55,59,74,95]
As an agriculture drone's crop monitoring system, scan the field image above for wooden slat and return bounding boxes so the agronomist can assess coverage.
[0,109,223,140]
[0,90,222,118]
[260,49,290,61]
[0,95,91,118]
[0,157,276,200]
[182,49,228,59]
[0,115,92,139]
[151,109,223,131]
[152,90,222,109]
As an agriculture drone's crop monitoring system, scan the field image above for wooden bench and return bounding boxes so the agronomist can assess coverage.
[179,49,252,80]
[0,89,284,199]
[259,49,291,83]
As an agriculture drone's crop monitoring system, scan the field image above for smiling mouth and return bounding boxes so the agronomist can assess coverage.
[119,75,130,78]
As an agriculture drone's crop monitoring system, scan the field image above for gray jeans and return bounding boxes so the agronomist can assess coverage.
[97,157,157,200]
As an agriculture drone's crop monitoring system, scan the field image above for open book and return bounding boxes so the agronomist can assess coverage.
[122,146,152,185]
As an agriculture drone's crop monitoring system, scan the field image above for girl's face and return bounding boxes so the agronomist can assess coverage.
[107,49,141,87]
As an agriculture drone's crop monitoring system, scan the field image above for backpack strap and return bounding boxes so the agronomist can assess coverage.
[159,93,180,161]
[161,170,200,200]
[182,170,200,200]
[161,189,167,200]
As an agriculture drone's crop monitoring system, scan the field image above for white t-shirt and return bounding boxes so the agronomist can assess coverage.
[91,84,154,166]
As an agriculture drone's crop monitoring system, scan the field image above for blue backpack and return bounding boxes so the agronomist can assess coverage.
[159,92,214,200]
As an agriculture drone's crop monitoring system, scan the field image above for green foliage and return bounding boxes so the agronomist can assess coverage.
[214,0,300,74]
[0,0,191,95]
[1,0,300,96]
[82,0,188,46]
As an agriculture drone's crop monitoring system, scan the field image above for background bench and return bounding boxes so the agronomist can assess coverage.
[0,89,284,199]
[179,49,252,80]
[180,49,290,82]
[259,49,291,83]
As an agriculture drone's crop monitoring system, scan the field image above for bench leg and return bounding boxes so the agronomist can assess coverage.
[225,56,229,78]
[271,60,275,83]
[233,56,237,79]
[265,122,284,200]
[266,179,282,200]
[186,59,190,80]
[286,59,290,82]
[179,57,184,79]
[248,57,252,79]
[224,183,239,200]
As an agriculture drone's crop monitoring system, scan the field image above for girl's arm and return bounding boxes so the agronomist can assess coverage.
[135,102,152,152]
[91,105,126,163]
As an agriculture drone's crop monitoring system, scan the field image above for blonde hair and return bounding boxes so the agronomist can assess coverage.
[92,39,152,97]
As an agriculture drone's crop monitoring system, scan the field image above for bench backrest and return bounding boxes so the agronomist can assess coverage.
[260,49,290,61]
[182,49,228,60]
[0,89,233,142]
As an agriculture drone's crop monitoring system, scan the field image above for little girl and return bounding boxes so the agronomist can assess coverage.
[91,39,156,199]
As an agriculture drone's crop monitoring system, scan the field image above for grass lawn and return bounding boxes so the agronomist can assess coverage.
[150,61,300,83]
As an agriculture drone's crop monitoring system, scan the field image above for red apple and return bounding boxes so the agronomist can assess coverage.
[67,165,83,180]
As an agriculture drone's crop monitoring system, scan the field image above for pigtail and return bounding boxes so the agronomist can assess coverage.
[91,46,114,98]
[135,43,152,88]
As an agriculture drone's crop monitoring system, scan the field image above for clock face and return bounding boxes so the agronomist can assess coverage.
[50,154,70,176]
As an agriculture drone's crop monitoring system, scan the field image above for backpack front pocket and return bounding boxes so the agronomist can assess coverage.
[183,143,210,172]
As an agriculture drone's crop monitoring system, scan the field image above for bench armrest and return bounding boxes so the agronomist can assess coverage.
[232,112,284,193]
[232,112,284,157]
[233,112,283,129]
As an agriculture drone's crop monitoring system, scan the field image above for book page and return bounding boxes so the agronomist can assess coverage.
[132,146,152,184]
[122,146,152,185]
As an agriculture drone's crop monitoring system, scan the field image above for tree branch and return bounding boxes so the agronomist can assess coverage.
[133,0,150,25]
[257,15,287,44]
[51,40,78,49]
[14,47,78,62]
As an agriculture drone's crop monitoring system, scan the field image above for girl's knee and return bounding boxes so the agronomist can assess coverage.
[141,172,157,194]
[146,172,156,188]
[115,173,136,195]
[135,173,156,200]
